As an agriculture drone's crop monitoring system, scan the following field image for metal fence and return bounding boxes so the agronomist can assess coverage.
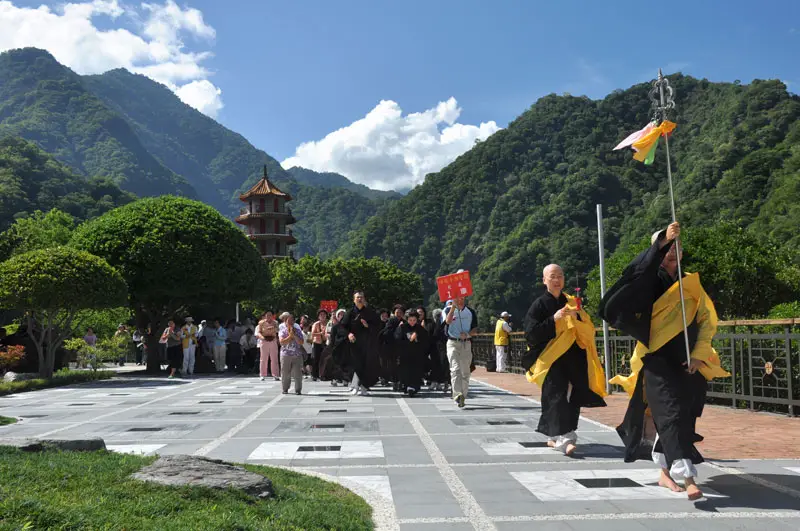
[472,319,800,417]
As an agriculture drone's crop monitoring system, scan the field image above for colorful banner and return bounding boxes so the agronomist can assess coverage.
[319,300,338,314]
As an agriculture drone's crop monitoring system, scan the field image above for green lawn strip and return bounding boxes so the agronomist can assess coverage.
[0,369,114,396]
[0,448,373,531]
[0,416,16,426]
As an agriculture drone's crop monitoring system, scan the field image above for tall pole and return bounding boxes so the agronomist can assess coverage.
[596,204,612,394]
[655,69,692,367]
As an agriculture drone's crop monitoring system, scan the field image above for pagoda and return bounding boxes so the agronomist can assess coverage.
[236,165,297,259]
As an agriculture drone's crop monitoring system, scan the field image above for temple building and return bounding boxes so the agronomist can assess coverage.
[236,166,297,260]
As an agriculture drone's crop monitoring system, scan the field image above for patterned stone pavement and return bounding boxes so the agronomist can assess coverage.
[1,374,799,530]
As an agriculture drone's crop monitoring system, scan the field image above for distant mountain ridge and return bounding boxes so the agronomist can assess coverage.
[287,167,403,201]
[0,47,396,256]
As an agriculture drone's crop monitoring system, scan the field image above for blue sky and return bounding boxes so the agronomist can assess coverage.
[1,0,798,189]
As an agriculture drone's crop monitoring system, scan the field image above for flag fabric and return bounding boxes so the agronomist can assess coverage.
[614,120,676,165]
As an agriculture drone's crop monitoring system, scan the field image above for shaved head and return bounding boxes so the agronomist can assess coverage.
[543,263,565,296]
[543,264,563,278]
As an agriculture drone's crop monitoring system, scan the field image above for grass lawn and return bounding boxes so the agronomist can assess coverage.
[0,369,114,396]
[0,416,16,426]
[0,448,373,530]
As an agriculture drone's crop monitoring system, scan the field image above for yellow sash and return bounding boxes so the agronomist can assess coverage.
[525,294,608,398]
[609,272,730,396]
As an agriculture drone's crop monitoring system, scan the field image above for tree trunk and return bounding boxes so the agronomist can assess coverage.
[138,308,164,375]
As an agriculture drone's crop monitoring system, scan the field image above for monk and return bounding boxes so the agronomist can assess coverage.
[523,264,607,456]
[599,222,729,500]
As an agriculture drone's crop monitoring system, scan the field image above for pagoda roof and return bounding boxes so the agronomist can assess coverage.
[239,166,292,200]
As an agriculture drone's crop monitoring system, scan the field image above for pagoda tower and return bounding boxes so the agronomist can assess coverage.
[236,165,297,260]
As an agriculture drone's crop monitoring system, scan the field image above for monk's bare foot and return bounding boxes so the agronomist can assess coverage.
[564,443,577,456]
[547,440,556,448]
[685,479,703,500]
[658,470,685,492]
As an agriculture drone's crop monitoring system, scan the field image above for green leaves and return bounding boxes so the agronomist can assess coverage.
[71,196,268,312]
[263,255,423,317]
[0,246,127,312]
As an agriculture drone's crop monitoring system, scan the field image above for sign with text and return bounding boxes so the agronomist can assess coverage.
[436,271,473,302]
[319,300,338,314]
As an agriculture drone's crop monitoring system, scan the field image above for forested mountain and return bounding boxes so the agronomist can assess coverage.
[0,48,194,199]
[341,75,800,321]
[287,167,402,201]
[81,67,292,213]
[0,136,135,230]
[0,48,395,255]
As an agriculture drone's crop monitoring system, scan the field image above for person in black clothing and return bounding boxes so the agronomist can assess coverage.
[416,306,436,390]
[379,305,404,390]
[394,309,430,396]
[340,291,381,396]
[599,222,728,500]
[523,264,606,456]
[430,309,450,393]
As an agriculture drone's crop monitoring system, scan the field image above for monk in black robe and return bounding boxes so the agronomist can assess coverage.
[380,305,404,391]
[523,264,607,456]
[340,290,381,395]
[395,309,430,396]
[599,222,729,500]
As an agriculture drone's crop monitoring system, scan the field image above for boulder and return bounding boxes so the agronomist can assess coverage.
[0,437,106,452]
[3,372,38,382]
[131,454,274,499]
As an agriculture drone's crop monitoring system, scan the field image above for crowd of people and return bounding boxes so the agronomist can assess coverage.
[130,291,480,407]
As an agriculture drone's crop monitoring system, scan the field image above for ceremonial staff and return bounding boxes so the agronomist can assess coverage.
[650,69,692,366]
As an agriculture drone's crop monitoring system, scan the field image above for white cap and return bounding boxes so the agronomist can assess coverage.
[500,311,511,318]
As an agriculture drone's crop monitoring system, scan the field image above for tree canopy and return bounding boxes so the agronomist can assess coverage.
[71,196,270,316]
[260,255,423,318]
[0,246,127,376]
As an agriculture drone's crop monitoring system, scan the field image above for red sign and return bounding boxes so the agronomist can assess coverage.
[319,300,338,314]
[436,271,473,302]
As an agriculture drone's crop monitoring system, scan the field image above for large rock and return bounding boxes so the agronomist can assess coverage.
[131,455,274,499]
[0,437,106,452]
[2,372,38,382]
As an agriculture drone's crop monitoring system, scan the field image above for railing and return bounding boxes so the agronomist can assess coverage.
[246,229,294,238]
[239,206,293,217]
[471,320,800,416]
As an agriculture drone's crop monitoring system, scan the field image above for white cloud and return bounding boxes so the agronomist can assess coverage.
[0,0,223,117]
[282,97,500,191]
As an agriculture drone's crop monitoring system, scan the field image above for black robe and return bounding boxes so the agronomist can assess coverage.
[430,318,450,384]
[419,319,436,382]
[322,321,349,382]
[599,234,704,467]
[340,305,381,388]
[523,292,606,437]
[395,321,430,391]
[379,316,402,384]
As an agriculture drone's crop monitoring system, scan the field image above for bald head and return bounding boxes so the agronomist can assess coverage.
[543,264,565,297]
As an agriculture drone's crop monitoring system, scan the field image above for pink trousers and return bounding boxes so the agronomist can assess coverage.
[259,341,279,377]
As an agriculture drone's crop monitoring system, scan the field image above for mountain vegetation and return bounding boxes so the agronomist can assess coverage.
[0,48,194,199]
[0,136,135,232]
[341,75,800,322]
[287,167,402,201]
[0,48,397,256]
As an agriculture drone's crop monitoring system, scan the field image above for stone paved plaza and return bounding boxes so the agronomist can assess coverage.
[2,374,799,530]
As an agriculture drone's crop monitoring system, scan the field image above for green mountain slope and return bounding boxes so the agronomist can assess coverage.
[81,68,292,213]
[287,167,402,201]
[0,136,136,230]
[0,48,194,199]
[341,75,800,322]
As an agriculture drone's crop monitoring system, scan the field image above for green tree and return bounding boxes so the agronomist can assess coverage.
[0,247,127,377]
[262,256,423,319]
[0,209,75,260]
[586,222,800,320]
[70,196,269,372]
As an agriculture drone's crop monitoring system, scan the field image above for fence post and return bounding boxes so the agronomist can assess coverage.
[785,325,794,417]
[597,204,612,394]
